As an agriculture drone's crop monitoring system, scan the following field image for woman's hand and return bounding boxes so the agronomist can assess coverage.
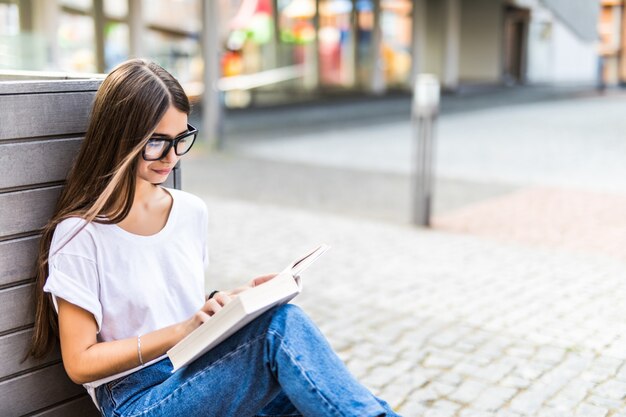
[186,273,278,333]
[225,273,278,298]
[196,292,232,322]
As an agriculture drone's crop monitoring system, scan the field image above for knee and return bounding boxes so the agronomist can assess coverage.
[273,303,306,322]
[269,304,312,334]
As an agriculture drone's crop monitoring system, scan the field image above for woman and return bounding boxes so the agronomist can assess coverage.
[28,59,401,417]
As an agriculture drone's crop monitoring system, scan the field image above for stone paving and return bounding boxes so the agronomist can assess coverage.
[183,91,626,416]
[184,192,626,417]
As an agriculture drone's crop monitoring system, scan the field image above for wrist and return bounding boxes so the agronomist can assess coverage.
[177,317,199,340]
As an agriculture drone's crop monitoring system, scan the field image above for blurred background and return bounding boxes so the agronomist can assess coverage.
[1,0,622,98]
[1,0,623,223]
[3,2,626,414]
[1,0,622,95]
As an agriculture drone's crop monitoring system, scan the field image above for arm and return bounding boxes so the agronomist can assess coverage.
[57,294,227,385]
[58,274,277,384]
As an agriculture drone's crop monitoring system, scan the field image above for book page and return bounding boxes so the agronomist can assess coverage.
[290,244,330,277]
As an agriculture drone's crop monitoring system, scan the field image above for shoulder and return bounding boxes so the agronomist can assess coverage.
[51,217,99,257]
[167,188,207,216]
[53,217,92,240]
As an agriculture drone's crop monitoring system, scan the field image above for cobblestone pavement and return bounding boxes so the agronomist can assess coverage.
[184,192,626,417]
[184,91,626,416]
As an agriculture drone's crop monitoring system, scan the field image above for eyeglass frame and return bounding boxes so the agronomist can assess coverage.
[141,123,198,161]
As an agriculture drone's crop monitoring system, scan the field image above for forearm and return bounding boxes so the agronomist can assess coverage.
[65,320,194,384]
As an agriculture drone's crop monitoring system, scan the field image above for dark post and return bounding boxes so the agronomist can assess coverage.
[202,0,223,149]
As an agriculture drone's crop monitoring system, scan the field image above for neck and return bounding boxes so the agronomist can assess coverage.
[117,178,173,235]
[134,178,160,207]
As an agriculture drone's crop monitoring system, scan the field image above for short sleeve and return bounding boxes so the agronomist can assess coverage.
[44,253,103,332]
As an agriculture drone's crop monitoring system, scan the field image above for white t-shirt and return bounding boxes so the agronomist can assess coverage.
[43,187,209,405]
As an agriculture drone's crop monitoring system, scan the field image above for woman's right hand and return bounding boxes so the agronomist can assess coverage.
[184,274,276,334]
[187,292,233,332]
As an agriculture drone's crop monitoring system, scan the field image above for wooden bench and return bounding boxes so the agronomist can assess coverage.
[0,75,181,416]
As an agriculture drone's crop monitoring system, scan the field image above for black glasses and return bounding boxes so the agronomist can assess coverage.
[142,124,198,161]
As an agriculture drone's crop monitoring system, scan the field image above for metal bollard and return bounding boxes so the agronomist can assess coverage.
[411,74,440,226]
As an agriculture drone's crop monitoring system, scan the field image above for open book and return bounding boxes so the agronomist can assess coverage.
[167,244,330,371]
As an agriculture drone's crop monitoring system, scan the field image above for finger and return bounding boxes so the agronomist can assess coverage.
[201,298,223,316]
[252,273,278,287]
[196,311,211,323]
[212,292,232,306]
[207,299,222,315]
[228,285,248,296]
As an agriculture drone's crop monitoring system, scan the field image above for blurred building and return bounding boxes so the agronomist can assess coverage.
[0,0,602,108]
[599,0,626,86]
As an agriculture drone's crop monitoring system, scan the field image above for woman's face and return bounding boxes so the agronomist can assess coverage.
[136,105,188,185]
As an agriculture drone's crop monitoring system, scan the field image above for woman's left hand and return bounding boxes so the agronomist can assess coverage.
[225,273,278,298]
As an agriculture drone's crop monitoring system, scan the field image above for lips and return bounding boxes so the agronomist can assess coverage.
[152,168,172,176]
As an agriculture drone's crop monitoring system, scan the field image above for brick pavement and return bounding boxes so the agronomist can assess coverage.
[433,186,626,262]
[188,191,626,417]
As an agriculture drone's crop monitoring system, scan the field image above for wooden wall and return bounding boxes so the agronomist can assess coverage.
[0,79,180,416]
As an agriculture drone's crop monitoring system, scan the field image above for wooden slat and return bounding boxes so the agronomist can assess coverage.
[0,363,84,417]
[0,186,62,238]
[0,284,34,333]
[0,328,60,380]
[0,139,82,189]
[30,395,100,417]
[0,92,95,141]
[0,79,101,95]
[0,140,182,190]
[0,236,39,287]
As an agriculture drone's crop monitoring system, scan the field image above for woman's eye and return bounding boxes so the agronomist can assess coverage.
[147,140,164,149]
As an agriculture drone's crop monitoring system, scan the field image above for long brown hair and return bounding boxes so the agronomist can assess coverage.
[28,58,191,358]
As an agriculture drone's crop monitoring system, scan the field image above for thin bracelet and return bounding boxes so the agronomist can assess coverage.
[208,290,220,300]
[137,335,144,366]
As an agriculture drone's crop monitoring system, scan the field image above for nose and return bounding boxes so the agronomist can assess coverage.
[161,145,179,164]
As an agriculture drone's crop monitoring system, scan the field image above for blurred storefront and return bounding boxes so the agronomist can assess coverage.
[0,0,204,87]
[219,0,415,106]
[599,0,626,86]
[0,0,602,109]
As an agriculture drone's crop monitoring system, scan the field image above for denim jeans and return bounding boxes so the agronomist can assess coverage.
[95,304,401,417]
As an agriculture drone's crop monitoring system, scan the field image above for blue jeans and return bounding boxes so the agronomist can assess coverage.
[96,304,401,417]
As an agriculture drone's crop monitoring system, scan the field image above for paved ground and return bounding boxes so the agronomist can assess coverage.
[183,87,626,416]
